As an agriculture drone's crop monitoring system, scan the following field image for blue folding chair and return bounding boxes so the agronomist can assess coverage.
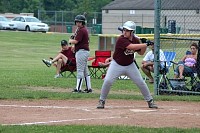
[159,51,176,89]
[143,51,176,81]
[163,51,176,72]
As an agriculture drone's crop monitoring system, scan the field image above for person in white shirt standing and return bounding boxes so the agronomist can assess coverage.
[141,41,166,83]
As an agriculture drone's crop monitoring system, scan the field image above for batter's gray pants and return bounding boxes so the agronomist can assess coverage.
[75,49,90,79]
[100,60,153,101]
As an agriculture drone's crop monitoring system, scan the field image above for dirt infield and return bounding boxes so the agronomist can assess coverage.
[0,99,200,128]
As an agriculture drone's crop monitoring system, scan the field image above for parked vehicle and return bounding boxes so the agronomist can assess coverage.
[12,16,49,33]
[0,16,17,30]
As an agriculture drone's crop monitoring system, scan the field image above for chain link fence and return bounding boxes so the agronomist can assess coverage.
[38,10,165,34]
[38,10,102,34]
[37,4,200,95]
[157,1,200,95]
[102,13,155,34]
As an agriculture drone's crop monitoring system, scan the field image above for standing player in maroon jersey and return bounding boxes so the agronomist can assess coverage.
[68,14,92,93]
[97,21,158,109]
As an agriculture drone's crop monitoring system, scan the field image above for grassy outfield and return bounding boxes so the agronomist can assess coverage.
[1,125,200,133]
[0,31,200,132]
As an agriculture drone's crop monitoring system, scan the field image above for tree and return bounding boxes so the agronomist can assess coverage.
[0,0,112,16]
[43,0,76,11]
[74,0,112,13]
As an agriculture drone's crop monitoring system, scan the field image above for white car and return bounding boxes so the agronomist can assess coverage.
[0,16,17,30]
[12,16,49,33]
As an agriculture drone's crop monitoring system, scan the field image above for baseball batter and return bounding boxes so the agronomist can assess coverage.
[97,21,158,109]
[69,14,92,93]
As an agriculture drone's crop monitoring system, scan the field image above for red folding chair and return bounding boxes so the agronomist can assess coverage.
[60,58,76,78]
[88,50,111,79]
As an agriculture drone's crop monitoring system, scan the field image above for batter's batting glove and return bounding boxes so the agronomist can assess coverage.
[146,40,154,46]
[140,38,147,43]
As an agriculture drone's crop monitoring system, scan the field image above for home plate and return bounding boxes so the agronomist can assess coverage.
[130,109,157,112]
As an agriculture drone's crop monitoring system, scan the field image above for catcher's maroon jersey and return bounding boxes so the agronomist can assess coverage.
[113,35,140,66]
[74,26,89,52]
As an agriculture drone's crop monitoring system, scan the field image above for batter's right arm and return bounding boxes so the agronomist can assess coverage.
[126,43,147,55]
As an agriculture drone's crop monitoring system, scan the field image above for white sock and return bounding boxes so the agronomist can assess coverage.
[76,78,83,91]
[85,75,91,89]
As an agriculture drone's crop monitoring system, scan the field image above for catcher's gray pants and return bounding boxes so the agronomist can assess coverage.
[99,60,153,101]
[75,49,90,79]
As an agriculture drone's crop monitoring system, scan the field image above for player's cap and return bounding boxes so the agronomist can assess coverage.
[61,40,68,46]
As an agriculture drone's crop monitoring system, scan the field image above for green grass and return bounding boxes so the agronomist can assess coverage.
[0,31,149,98]
[0,31,200,132]
[1,125,200,133]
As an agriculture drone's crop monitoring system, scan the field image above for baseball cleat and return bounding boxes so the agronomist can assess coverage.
[97,100,105,109]
[72,89,82,93]
[83,88,92,93]
[147,99,158,109]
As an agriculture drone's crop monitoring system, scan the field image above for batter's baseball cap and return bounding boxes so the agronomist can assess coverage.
[61,40,68,46]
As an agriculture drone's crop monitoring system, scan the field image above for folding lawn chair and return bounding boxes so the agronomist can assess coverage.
[60,58,76,78]
[88,50,111,79]
[163,51,176,71]
[159,51,176,90]
[159,51,197,94]
[170,51,198,86]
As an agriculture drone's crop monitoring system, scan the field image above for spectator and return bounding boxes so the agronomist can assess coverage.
[42,40,75,78]
[141,41,166,83]
[174,42,198,79]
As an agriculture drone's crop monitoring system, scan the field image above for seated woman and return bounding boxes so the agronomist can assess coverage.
[174,42,198,79]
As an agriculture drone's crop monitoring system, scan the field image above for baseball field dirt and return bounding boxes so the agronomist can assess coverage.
[1,99,200,128]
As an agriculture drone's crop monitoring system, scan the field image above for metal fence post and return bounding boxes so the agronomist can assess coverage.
[154,0,161,95]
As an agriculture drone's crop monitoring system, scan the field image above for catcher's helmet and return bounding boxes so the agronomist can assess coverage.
[74,15,86,25]
[123,21,136,31]
[61,40,68,46]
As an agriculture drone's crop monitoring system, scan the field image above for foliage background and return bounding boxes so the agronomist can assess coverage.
[0,0,112,16]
